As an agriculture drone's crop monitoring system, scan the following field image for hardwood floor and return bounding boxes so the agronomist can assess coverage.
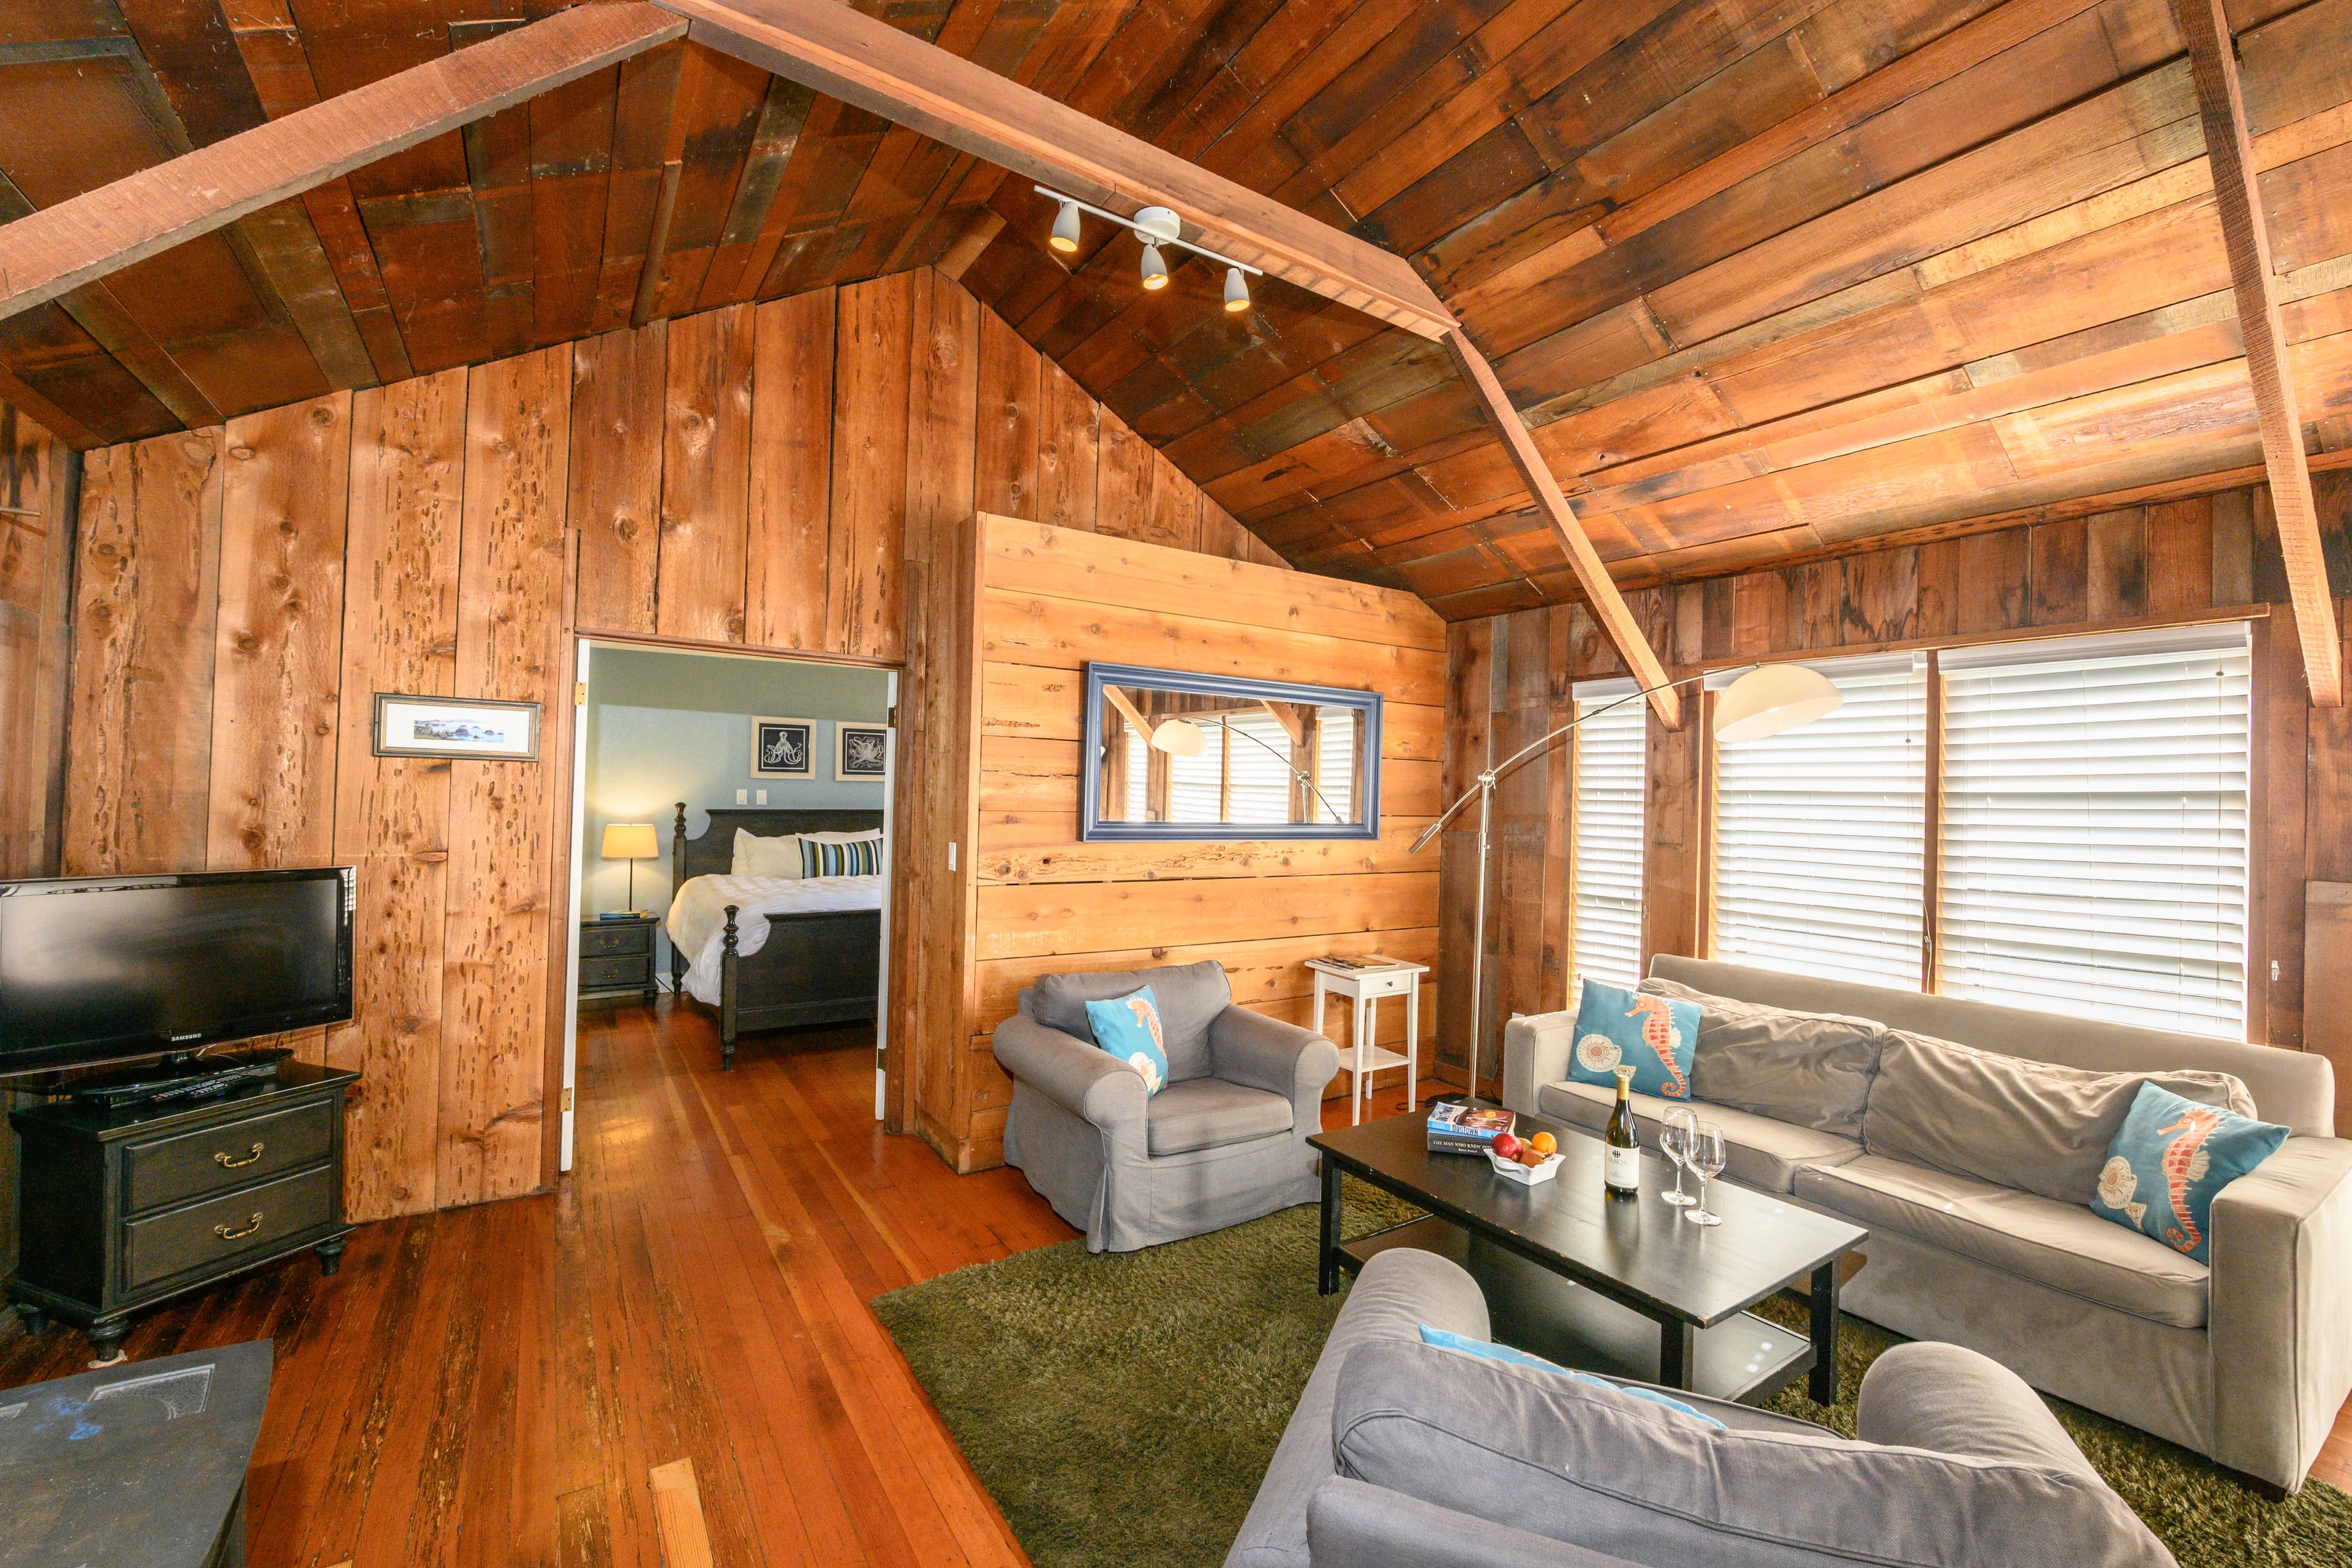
[3,1000,2347,1566]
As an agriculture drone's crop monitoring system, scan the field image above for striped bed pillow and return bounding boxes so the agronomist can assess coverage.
[799,836,881,877]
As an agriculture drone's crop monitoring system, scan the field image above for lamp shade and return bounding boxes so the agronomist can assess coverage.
[1147,717,1208,757]
[1711,664,1843,743]
[601,823,658,861]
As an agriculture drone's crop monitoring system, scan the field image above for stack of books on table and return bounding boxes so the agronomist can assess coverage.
[1306,954,1418,976]
[1428,1102,1515,1155]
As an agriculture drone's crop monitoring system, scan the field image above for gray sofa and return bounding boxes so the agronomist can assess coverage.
[1229,1246,2176,1568]
[1504,955,2352,1493]
[993,960,1341,1252]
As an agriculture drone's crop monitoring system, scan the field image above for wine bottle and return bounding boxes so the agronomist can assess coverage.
[1604,1065,1641,1197]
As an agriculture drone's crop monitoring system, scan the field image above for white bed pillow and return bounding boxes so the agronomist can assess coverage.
[802,829,883,844]
[730,829,802,878]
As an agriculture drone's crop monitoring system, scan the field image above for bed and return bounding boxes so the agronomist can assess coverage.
[665,805,884,1068]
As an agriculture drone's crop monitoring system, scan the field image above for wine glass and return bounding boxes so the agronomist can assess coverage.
[1684,1123,1727,1227]
[1659,1106,1698,1207]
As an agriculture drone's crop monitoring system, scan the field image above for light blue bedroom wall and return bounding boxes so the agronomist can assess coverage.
[582,644,892,969]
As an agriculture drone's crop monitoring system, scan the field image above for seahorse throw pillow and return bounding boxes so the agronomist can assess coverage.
[1567,978,1699,1102]
[1085,986,1170,1098]
[2092,1081,2287,1264]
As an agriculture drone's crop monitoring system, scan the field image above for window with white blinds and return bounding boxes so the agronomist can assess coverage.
[1224,710,1294,824]
[1314,706,1358,824]
[1571,685,1646,990]
[1937,625,2250,1038]
[1712,655,1928,989]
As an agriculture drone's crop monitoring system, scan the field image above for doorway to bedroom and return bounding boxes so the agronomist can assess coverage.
[560,640,897,1169]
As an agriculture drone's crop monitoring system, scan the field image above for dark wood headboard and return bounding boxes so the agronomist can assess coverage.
[673,804,886,884]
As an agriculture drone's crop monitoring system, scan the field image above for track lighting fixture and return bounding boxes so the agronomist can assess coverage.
[1031,184,1262,316]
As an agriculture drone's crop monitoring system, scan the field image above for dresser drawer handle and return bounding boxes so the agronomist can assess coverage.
[214,1213,265,1242]
[214,1142,265,1169]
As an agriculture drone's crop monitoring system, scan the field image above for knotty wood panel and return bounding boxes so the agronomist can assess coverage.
[827,273,914,662]
[207,392,350,872]
[330,368,468,1221]
[568,322,666,635]
[65,427,224,874]
[656,302,753,644]
[746,287,832,650]
[0,404,76,881]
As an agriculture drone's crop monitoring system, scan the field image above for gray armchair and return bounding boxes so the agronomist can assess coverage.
[995,960,1341,1252]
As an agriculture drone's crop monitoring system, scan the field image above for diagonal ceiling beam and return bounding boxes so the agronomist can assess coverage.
[0,3,685,325]
[659,0,1454,339]
[666,0,1679,714]
[1444,333,1683,726]
[2173,0,2342,706]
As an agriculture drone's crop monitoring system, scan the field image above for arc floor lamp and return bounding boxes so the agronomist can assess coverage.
[1411,662,1845,1100]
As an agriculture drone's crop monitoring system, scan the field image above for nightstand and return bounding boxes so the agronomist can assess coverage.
[580,914,659,1004]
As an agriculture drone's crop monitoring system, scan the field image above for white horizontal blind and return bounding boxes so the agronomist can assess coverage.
[1713,656,1928,989]
[1225,711,1293,824]
[1125,729,1148,821]
[1167,723,1223,821]
[1939,625,2250,1038]
[1315,706,1357,824]
[1572,686,1646,990]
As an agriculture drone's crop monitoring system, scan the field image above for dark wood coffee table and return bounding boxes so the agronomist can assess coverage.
[1311,1106,1868,1406]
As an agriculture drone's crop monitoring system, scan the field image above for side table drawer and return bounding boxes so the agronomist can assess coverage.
[582,953,651,990]
[123,1098,337,1215]
[581,922,652,958]
[124,1164,338,1293]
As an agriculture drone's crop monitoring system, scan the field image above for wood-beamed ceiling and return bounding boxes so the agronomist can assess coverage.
[2,0,2350,627]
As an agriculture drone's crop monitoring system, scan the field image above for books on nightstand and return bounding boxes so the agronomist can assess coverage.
[1427,1101,1515,1155]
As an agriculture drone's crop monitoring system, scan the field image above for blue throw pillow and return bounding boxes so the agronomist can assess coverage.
[2090,1081,2288,1264]
[1418,1325,1724,1429]
[1569,979,1699,1101]
[1085,986,1170,1097]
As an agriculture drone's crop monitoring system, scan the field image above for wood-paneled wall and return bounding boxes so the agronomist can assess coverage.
[1440,476,2352,1104]
[951,517,1449,1171]
[23,268,1289,1220]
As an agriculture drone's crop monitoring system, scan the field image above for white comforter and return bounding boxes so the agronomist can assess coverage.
[665,873,884,1005]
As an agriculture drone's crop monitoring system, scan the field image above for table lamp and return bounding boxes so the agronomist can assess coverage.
[601,823,658,916]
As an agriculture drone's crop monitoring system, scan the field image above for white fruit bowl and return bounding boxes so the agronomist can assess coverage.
[1487,1148,1563,1185]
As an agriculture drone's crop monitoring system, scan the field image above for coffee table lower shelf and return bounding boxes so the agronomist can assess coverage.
[1338,1215,1815,1408]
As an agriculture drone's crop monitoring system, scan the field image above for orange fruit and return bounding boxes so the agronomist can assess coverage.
[1529,1132,1558,1157]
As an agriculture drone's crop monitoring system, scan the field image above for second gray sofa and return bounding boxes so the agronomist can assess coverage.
[1504,956,2352,1493]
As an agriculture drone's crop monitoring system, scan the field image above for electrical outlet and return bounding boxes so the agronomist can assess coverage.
[736,789,748,805]
[756,790,767,805]
[948,842,957,871]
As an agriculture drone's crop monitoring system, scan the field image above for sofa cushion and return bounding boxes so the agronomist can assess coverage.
[1795,1154,2210,1329]
[1034,960,1230,1081]
[1538,1080,1861,1194]
[1145,1076,1291,1156]
[1332,1336,2172,1568]
[1639,975,1883,1139]
[1863,1028,2257,1205]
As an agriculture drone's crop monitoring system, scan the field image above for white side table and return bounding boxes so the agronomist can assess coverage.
[1307,960,1429,1125]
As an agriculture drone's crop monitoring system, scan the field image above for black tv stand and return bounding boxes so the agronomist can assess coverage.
[69,1047,293,1109]
[9,1058,356,1360]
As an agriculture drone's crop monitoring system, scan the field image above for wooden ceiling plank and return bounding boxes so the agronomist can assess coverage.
[661,0,1456,337]
[1444,328,1679,721]
[2174,0,2342,703]
[594,38,686,335]
[0,3,687,326]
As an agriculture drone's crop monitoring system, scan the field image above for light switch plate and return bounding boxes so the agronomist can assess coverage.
[736,789,748,804]
[756,790,767,804]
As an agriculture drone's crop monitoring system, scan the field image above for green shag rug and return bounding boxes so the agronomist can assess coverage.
[873,1181,2352,1568]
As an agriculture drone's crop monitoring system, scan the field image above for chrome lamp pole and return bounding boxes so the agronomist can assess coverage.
[1409,662,1844,1103]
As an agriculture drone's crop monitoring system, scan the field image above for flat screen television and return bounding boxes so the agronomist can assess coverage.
[0,867,355,1077]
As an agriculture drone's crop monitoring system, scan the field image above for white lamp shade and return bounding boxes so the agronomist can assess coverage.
[1050,200,1081,252]
[1139,243,1169,290]
[1711,663,1843,743]
[1223,266,1250,312]
[601,823,658,861]
[1147,717,1207,757]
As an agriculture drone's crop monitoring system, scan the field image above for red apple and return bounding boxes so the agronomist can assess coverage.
[1491,1133,1521,1161]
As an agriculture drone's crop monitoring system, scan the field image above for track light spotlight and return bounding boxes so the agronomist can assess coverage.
[1223,266,1250,312]
[1050,198,1081,254]
[1139,243,1169,291]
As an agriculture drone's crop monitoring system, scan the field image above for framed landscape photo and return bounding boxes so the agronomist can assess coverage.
[752,716,816,778]
[372,694,540,760]
[835,723,891,782]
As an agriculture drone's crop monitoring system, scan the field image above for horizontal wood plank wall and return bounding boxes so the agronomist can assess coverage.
[0,401,76,1281]
[1441,476,2352,1092]
[965,517,1448,1170]
[34,268,1294,1214]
